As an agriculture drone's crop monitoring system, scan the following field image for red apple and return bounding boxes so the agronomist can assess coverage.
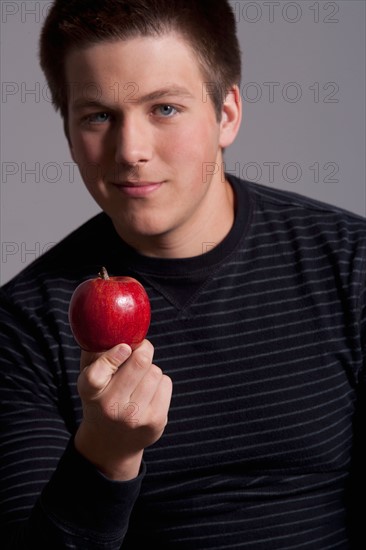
[68,267,151,352]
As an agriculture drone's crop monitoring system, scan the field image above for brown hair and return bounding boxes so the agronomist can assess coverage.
[39,0,242,137]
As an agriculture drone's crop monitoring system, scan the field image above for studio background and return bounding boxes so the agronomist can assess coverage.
[0,0,365,285]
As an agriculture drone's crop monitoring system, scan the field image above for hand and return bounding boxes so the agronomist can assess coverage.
[74,339,173,480]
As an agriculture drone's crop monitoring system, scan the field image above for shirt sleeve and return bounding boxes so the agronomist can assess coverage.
[360,277,366,374]
[346,261,366,547]
[0,288,145,549]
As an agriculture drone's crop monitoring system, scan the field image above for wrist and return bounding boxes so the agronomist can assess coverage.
[74,422,143,481]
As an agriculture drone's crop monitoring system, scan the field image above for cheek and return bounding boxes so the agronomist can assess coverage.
[69,139,109,193]
[70,131,107,166]
[161,121,219,166]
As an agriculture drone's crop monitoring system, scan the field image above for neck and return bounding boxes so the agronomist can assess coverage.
[115,177,236,260]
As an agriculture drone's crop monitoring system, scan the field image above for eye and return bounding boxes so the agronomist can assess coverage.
[153,105,179,118]
[84,112,111,124]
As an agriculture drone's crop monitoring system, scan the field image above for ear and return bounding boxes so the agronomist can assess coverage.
[219,85,242,149]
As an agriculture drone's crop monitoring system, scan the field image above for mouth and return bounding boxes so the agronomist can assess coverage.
[111,181,164,197]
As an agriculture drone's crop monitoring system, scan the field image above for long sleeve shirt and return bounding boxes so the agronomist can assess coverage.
[1,176,365,548]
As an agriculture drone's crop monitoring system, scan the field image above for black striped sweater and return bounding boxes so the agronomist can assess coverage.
[1,176,365,549]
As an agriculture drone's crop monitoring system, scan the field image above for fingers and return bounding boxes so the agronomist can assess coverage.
[146,373,173,429]
[78,343,132,399]
[78,339,156,402]
[76,339,173,467]
[127,368,173,447]
[80,343,132,371]
[109,339,155,395]
[130,364,170,411]
[77,338,172,441]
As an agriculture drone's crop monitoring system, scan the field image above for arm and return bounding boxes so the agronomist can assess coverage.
[346,280,366,546]
[0,289,171,548]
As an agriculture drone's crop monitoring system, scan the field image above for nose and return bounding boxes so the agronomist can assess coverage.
[114,114,153,166]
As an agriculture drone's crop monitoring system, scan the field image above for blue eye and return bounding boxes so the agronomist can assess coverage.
[85,112,110,124]
[155,105,178,117]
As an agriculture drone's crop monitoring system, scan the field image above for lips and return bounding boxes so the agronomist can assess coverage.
[111,181,163,197]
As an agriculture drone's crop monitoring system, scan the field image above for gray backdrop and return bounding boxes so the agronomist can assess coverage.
[1,0,365,285]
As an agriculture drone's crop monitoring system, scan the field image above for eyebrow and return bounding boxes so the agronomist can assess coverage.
[71,86,194,111]
[139,87,194,102]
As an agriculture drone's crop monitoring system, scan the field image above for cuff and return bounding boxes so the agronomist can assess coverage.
[40,436,146,538]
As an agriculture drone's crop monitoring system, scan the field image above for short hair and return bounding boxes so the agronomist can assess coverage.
[39,0,242,137]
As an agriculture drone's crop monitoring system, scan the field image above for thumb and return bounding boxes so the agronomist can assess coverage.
[78,343,132,399]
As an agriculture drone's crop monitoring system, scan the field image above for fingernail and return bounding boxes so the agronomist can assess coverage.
[114,344,132,362]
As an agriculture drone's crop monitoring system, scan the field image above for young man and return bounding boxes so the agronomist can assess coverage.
[0,1,365,548]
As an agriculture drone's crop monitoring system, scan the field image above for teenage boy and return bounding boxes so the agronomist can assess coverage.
[1,1,365,548]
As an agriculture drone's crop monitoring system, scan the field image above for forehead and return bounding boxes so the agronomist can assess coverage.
[65,33,205,92]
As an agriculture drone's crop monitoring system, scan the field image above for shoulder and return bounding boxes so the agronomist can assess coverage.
[229,176,366,284]
[230,176,366,235]
[1,212,116,305]
[232,176,364,220]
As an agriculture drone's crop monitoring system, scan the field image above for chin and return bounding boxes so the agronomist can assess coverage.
[113,215,171,241]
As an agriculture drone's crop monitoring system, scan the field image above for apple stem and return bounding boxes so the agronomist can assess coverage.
[98,266,110,280]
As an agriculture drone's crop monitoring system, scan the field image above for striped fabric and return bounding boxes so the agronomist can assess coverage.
[1,176,365,549]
